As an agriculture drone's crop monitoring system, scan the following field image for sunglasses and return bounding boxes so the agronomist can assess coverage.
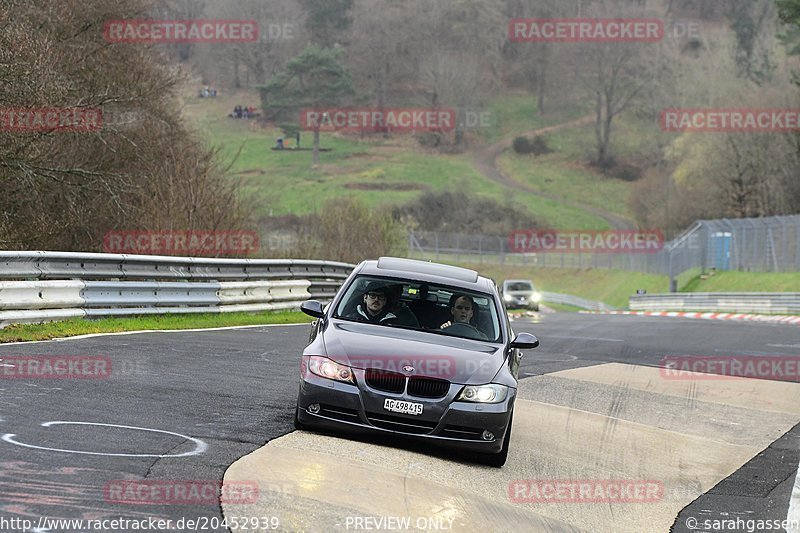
[366,292,387,301]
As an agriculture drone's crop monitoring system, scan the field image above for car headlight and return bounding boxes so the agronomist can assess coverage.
[532,292,541,302]
[456,384,509,403]
[306,356,355,384]
[504,294,513,302]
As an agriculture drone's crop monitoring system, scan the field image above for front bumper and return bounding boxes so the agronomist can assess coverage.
[505,296,538,309]
[296,371,514,454]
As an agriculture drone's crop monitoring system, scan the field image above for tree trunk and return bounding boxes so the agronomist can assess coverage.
[454,110,464,145]
[536,75,545,114]
[594,92,606,164]
[312,129,320,166]
[536,48,548,114]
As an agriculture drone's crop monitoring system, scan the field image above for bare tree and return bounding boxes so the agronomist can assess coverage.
[572,1,661,165]
[504,0,566,114]
[0,0,250,252]
[420,51,495,145]
[201,0,307,88]
[348,0,421,114]
[151,0,207,62]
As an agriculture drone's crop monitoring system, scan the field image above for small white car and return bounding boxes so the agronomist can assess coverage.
[500,279,540,312]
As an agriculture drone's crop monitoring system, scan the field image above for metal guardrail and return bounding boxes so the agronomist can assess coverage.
[630,293,800,314]
[0,252,355,328]
[0,251,353,281]
[540,291,615,312]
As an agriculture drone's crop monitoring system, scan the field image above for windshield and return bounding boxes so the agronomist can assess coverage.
[505,281,534,292]
[334,275,501,343]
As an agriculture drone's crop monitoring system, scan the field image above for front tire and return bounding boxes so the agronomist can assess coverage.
[293,406,308,430]
[480,413,512,467]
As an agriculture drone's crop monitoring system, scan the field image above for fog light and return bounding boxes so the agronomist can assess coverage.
[482,430,494,441]
[308,403,321,414]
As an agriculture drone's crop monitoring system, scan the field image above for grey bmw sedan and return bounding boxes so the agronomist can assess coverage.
[295,257,539,467]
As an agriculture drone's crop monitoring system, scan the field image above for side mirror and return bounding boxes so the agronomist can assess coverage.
[300,300,325,319]
[510,332,539,349]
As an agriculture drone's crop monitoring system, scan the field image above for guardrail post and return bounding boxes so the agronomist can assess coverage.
[668,246,677,293]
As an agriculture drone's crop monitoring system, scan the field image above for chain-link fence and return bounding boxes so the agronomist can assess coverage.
[407,215,800,284]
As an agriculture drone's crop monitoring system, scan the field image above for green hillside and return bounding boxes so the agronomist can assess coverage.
[184,90,627,228]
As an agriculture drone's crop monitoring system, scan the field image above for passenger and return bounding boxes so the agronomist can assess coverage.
[345,283,398,325]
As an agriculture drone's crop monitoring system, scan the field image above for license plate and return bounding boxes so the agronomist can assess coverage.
[384,398,423,415]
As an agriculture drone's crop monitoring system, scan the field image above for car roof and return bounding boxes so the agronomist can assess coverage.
[504,279,535,285]
[357,257,493,292]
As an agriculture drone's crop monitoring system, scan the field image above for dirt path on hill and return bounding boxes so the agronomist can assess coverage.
[472,114,636,230]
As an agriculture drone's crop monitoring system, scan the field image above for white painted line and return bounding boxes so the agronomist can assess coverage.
[1,421,207,457]
[521,354,578,366]
[0,322,311,346]
[545,335,624,342]
[786,463,800,533]
[769,344,800,349]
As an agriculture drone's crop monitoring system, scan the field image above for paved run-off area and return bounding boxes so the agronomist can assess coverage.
[224,362,800,532]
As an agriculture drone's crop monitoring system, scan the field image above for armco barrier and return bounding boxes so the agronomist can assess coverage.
[0,280,85,310]
[630,293,800,314]
[540,291,615,311]
[0,252,355,328]
[0,251,353,281]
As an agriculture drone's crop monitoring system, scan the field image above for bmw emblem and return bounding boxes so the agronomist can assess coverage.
[402,365,414,373]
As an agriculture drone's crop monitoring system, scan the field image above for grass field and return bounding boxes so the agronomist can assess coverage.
[182,89,616,227]
[477,92,587,143]
[446,262,797,310]
[459,263,669,309]
[681,271,800,293]
[177,90,798,312]
[496,113,660,223]
[0,310,311,343]
[498,151,632,219]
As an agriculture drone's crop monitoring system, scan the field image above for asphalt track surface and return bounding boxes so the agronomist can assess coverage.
[1,313,799,532]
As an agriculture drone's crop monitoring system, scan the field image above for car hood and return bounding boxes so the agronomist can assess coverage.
[319,320,506,385]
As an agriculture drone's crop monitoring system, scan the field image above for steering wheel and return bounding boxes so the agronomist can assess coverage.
[442,322,488,340]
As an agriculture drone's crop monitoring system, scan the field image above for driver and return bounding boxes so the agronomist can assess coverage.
[440,294,487,339]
